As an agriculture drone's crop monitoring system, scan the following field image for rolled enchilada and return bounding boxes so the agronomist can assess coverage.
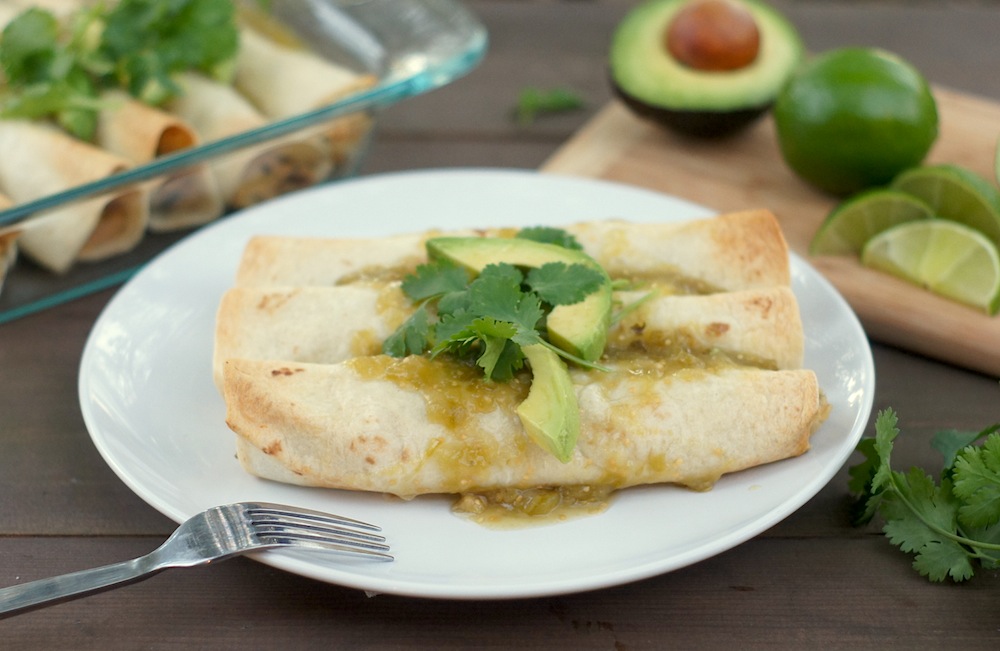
[224,356,821,497]
[232,209,790,290]
[0,120,149,272]
[94,89,224,232]
[167,72,332,209]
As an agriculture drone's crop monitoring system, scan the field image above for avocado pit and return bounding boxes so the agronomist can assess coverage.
[666,0,760,72]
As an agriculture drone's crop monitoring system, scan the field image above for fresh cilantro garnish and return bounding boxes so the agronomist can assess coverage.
[400,259,469,301]
[849,408,1000,582]
[382,251,609,380]
[0,0,239,139]
[516,226,584,250]
[381,304,431,358]
[513,86,585,126]
[98,0,239,105]
[526,262,605,306]
[0,7,105,139]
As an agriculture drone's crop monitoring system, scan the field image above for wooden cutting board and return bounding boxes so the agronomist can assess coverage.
[541,87,1000,378]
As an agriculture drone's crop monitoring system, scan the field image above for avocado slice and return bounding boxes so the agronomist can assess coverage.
[426,236,613,362]
[610,0,804,137]
[516,343,579,463]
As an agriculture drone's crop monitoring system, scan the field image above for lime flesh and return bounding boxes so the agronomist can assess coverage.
[810,189,933,255]
[890,164,1000,247]
[861,220,1000,314]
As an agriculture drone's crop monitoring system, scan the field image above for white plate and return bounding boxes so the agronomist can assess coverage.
[79,168,874,600]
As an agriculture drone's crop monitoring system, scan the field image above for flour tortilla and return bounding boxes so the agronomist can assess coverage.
[233,210,790,291]
[167,73,332,209]
[234,26,375,120]
[233,26,377,170]
[223,357,821,497]
[212,284,804,391]
[0,120,149,272]
[95,90,223,232]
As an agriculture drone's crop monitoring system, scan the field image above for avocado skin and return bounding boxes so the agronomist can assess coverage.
[612,77,770,138]
[609,0,803,139]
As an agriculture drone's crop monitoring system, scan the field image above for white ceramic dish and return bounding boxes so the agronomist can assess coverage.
[79,169,875,600]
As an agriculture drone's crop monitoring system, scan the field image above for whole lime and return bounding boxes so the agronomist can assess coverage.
[773,47,938,196]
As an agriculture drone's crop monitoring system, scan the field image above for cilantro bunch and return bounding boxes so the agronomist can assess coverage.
[382,231,608,382]
[849,408,1000,582]
[0,0,239,140]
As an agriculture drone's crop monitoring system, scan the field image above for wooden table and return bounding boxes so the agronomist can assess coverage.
[2,2,998,648]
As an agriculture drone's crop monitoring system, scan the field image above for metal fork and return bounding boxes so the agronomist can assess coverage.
[0,502,391,618]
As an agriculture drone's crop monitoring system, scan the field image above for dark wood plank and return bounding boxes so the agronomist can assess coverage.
[2,2,1000,648]
[1,536,996,649]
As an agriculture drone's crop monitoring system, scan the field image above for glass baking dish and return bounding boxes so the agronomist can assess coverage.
[0,0,487,323]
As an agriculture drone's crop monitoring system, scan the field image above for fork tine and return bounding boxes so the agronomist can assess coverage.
[242,503,393,560]
[260,530,393,557]
[245,503,382,532]
[252,520,386,544]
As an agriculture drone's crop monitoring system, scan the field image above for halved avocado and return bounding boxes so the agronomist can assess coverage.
[610,0,804,138]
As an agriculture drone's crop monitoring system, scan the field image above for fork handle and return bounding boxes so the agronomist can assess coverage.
[0,556,157,618]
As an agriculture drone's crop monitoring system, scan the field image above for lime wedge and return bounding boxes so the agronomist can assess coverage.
[890,164,1000,246]
[861,220,1000,314]
[810,189,933,255]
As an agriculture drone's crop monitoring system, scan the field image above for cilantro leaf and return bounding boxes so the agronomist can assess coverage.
[401,260,469,301]
[526,262,605,306]
[911,538,976,583]
[848,408,1000,582]
[516,226,583,250]
[932,427,992,472]
[99,0,239,104]
[847,436,881,526]
[513,87,585,126]
[0,8,59,81]
[0,0,239,139]
[952,432,1000,528]
[0,8,103,139]
[381,304,430,357]
[467,264,544,334]
[466,318,524,381]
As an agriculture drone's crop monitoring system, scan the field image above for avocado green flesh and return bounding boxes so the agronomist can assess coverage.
[426,237,613,362]
[609,0,803,126]
[516,343,579,463]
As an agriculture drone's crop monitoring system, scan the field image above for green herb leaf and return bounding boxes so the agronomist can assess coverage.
[932,427,991,471]
[0,8,59,81]
[514,86,585,126]
[526,262,605,306]
[0,8,102,139]
[0,0,240,139]
[516,226,583,250]
[385,249,608,382]
[848,408,1000,582]
[99,0,239,104]
[952,432,1000,528]
[381,304,431,357]
[401,260,470,301]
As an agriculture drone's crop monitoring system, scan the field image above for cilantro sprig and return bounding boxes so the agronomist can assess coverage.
[849,408,1000,582]
[383,257,608,380]
[0,0,239,140]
